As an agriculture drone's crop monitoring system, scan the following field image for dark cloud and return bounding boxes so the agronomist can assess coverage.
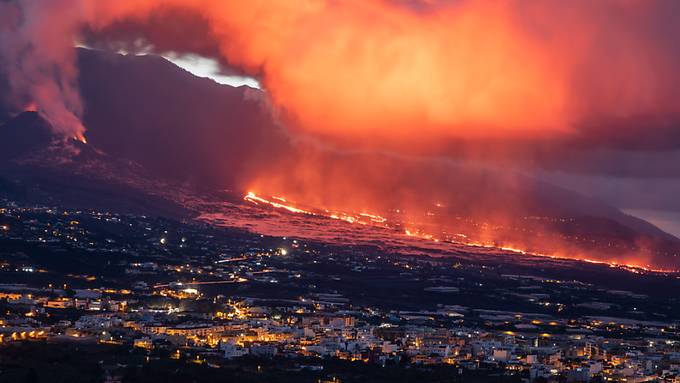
[81,7,253,79]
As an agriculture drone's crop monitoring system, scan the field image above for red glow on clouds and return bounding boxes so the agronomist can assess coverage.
[4,0,680,140]
[89,0,680,139]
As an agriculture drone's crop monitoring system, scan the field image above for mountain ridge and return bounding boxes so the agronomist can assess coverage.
[0,48,678,268]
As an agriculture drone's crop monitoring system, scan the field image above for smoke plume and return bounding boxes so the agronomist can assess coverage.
[0,0,86,139]
[2,0,680,143]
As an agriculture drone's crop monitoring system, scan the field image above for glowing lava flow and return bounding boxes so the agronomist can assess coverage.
[403,230,676,274]
[244,192,315,215]
[360,213,388,224]
[244,192,387,226]
[243,192,677,274]
[73,133,88,144]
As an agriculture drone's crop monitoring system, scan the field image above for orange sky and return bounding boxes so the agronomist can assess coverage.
[81,0,680,140]
[3,0,679,141]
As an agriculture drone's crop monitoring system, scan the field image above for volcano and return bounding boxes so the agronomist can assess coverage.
[0,48,678,270]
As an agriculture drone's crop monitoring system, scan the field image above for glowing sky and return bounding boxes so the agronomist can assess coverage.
[5,0,680,141]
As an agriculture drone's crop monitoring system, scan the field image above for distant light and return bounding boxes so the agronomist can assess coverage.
[160,238,167,245]
[279,249,288,256]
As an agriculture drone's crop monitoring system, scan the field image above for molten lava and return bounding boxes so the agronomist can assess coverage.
[73,132,88,144]
[244,192,314,215]
[244,192,388,227]
[243,192,677,274]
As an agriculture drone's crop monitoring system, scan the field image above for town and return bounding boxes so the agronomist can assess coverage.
[1,200,680,383]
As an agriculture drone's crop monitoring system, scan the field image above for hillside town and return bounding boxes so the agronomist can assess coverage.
[2,201,680,382]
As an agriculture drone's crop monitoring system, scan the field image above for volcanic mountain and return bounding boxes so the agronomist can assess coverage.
[0,48,678,269]
[0,111,188,218]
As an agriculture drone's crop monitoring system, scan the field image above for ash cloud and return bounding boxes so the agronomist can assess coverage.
[0,0,85,139]
[3,0,680,147]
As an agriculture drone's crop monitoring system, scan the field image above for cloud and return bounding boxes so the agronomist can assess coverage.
[0,0,86,139]
[2,0,680,147]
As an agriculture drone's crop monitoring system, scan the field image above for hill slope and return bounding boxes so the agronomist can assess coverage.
[0,48,677,268]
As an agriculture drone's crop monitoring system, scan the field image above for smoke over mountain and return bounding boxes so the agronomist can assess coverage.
[0,0,86,139]
[2,0,680,145]
[1,46,678,270]
[3,1,680,269]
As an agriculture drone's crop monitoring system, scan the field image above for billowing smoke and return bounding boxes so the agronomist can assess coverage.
[4,0,679,268]
[0,0,86,139]
[2,0,680,143]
